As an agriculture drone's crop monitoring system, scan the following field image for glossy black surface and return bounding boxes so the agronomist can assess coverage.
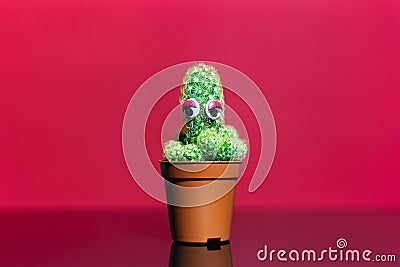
[0,208,398,266]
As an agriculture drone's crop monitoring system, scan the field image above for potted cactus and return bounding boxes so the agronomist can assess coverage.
[160,63,248,245]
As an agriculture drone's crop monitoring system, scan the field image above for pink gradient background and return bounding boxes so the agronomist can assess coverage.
[1,0,399,209]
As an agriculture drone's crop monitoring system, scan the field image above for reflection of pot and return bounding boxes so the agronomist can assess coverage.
[160,161,241,243]
[169,242,233,267]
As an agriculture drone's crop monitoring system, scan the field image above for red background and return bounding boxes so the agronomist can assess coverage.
[1,0,399,209]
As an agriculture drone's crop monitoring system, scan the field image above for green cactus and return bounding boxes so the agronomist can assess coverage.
[224,125,239,139]
[197,127,220,160]
[181,144,202,161]
[163,140,185,161]
[229,138,248,161]
[163,63,248,161]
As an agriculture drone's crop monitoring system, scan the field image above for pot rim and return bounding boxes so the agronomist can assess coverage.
[160,160,242,164]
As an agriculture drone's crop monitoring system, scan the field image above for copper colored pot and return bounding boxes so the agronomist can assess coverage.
[160,161,241,244]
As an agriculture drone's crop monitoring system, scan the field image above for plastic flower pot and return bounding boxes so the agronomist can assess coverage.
[160,160,241,244]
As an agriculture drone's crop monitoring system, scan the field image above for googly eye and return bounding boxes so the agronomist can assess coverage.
[206,100,222,120]
[182,98,200,119]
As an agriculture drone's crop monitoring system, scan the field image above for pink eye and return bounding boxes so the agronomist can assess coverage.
[182,98,200,118]
[206,100,222,120]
